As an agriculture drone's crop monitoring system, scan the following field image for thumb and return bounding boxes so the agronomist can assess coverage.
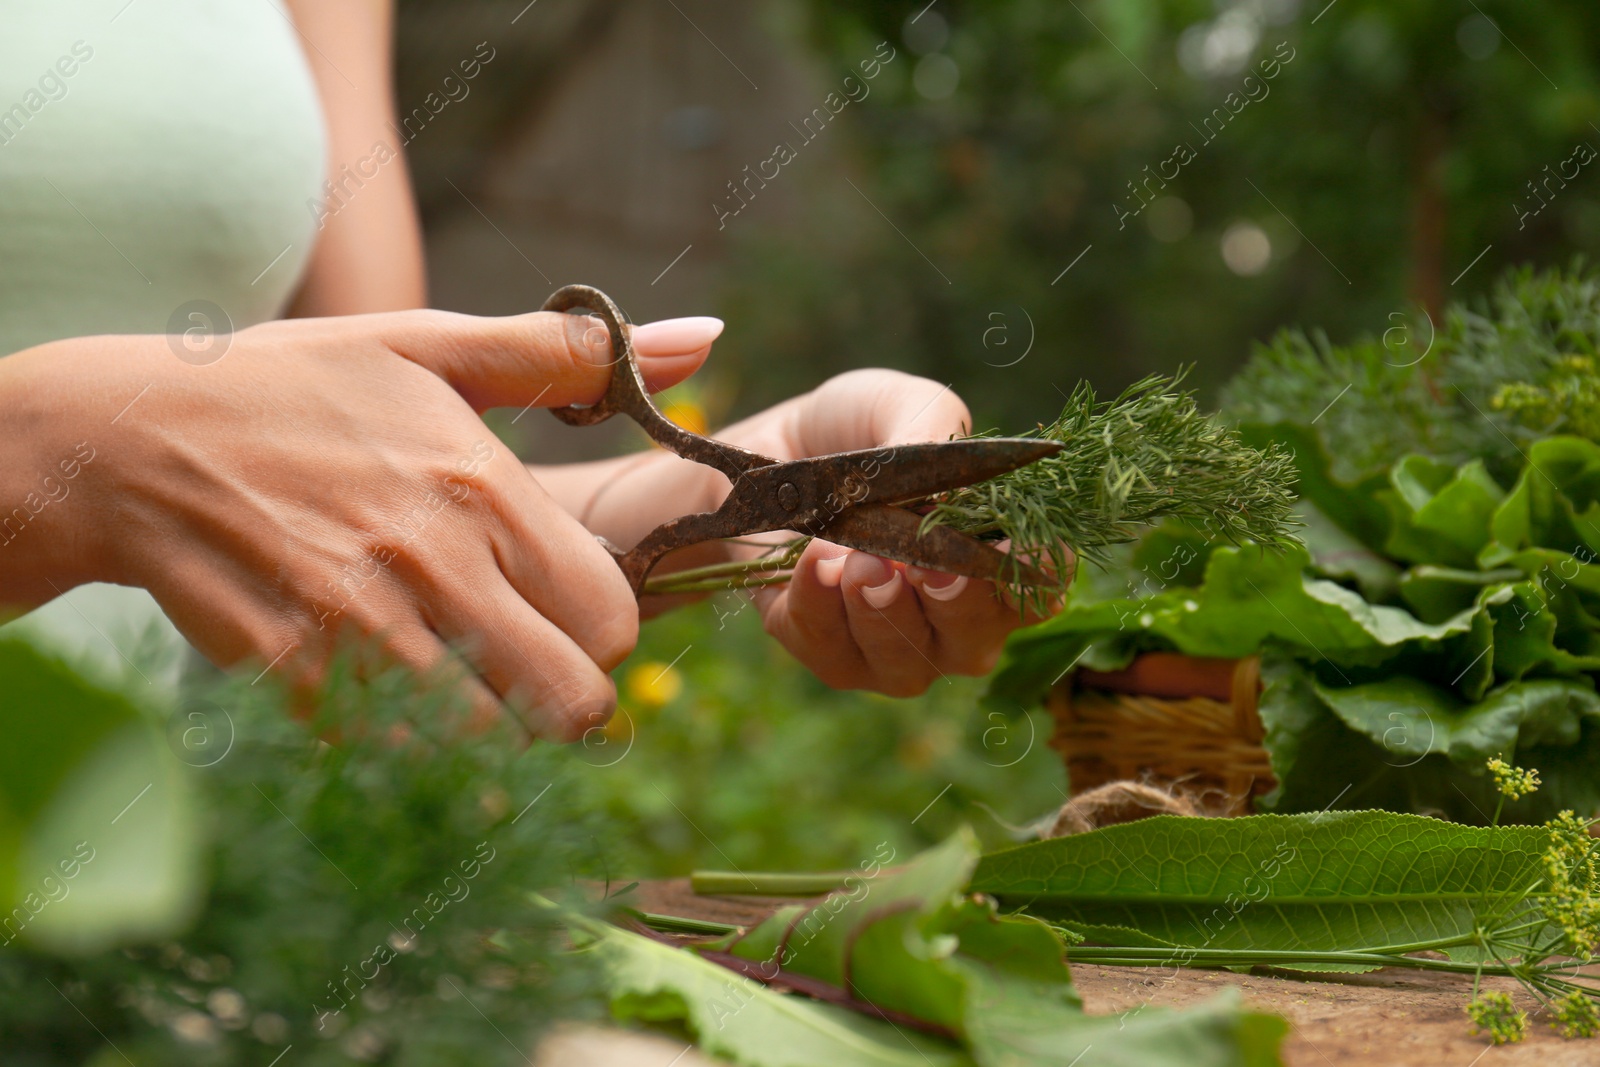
[378,309,722,412]
[795,369,972,454]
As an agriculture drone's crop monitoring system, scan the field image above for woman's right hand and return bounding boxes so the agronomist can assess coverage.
[0,309,716,740]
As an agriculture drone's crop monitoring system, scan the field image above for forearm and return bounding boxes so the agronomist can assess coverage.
[285,0,426,316]
[529,449,725,553]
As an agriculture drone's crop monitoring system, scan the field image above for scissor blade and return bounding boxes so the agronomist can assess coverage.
[816,504,1059,588]
[802,438,1063,509]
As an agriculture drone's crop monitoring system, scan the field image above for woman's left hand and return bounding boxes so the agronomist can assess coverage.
[729,370,1069,695]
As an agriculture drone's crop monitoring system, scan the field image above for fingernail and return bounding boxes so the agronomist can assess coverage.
[814,553,846,588]
[921,574,968,602]
[862,571,903,610]
[631,316,724,357]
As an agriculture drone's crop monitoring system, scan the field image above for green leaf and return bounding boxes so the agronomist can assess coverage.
[1295,500,1400,603]
[1397,566,1521,623]
[1130,524,1215,589]
[989,543,1480,710]
[970,811,1548,967]
[0,636,201,954]
[571,910,971,1067]
[1235,422,1391,550]
[1256,656,1600,823]
[1379,456,1504,568]
[960,984,1286,1067]
[1312,675,1600,763]
[722,831,982,1031]
[1486,436,1600,561]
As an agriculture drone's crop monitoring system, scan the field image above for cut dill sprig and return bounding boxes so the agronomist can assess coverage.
[644,373,1300,607]
[922,372,1301,612]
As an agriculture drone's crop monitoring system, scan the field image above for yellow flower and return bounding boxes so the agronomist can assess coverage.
[1487,756,1540,801]
[661,400,708,437]
[1552,989,1600,1039]
[1542,809,1600,958]
[1466,992,1527,1045]
[601,706,635,741]
[625,661,685,710]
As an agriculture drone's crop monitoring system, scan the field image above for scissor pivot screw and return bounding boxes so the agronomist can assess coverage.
[777,482,800,512]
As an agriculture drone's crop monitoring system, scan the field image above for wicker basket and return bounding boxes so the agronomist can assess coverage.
[1046,652,1274,816]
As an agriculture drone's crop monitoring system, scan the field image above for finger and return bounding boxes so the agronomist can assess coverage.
[756,540,868,690]
[795,369,974,453]
[475,454,640,672]
[372,622,511,739]
[422,567,620,743]
[989,539,1076,624]
[903,566,1019,676]
[378,309,722,412]
[839,550,941,697]
[261,615,507,742]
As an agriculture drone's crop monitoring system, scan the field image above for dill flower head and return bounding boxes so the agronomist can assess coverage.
[1490,353,1600,439]
[1542,810,1600,958]
[1487,756,1541,801]
[1552,989,1600,1040]
[1466,992,1528,1045]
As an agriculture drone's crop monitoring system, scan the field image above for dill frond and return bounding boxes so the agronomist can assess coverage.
[925,372,1301,613]
[1223,262,1600,486]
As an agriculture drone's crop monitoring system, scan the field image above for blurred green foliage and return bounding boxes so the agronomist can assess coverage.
[719,0,1600,430]
[579,595,1066,876]
[0,607,1064,1062]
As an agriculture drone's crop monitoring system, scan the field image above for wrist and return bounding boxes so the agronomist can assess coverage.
[0,344,120,602]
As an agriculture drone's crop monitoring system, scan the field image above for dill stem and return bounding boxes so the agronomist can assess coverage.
[690,870,856,896]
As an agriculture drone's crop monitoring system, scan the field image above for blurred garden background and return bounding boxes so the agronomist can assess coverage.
[384,0,1600,874]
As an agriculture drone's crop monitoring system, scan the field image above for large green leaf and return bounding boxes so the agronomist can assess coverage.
[1378,456,1504,569]
[1294,500,1400,603]
[0,636,201,953]
[1486,436,1600,560]
[989,544,1480,710]
[1313,674,1600,761]
[959,983,1285,1067]
[570,909,971,1067]
[1257,656,1600,823]
[1397,566,1520,623]
[970,812,1548,966]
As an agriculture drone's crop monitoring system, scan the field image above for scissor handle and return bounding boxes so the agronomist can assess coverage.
[543,285,763,483]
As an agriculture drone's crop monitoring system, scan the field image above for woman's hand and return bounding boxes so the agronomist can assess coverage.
[733,370,1069,695]
[554,369,1069,697]
[0,310,715,740]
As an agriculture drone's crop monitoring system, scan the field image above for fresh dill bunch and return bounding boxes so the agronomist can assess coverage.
[0,647,614,1066]
[1223,262,1600,487]
[923,372,1300,612]
[1467,991,1528,1045]
[1221,326,1445,482]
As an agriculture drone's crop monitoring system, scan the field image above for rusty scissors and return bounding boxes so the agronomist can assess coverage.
[544,285,1062,597]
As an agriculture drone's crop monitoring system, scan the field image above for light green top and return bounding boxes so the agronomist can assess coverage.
[0,0,326,687]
